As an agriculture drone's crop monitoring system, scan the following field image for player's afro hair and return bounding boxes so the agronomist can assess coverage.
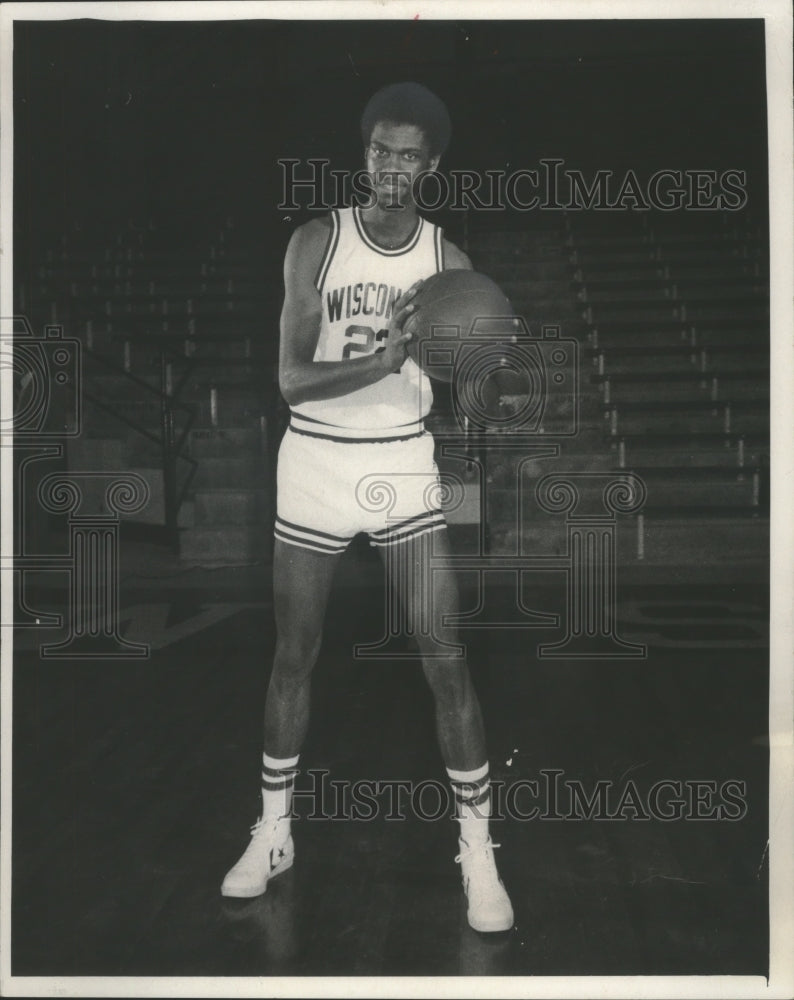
[361,82,452,158]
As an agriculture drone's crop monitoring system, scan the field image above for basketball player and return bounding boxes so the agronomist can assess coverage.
[222,82,513,933]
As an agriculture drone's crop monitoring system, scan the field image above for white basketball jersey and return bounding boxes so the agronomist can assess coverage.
[290,205,445,441]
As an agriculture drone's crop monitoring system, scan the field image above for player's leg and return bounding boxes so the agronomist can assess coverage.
[221,538,342,898]
[376,525,513,931]
[379,526,486,768]
[265,537,343,758]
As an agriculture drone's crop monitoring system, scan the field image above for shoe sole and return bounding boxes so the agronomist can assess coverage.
[220,852,294,899]
[467,909,515,933]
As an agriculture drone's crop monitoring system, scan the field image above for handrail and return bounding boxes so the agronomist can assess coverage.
[81,390,162,447]
[82,346,198,553]
[151,348,283,537]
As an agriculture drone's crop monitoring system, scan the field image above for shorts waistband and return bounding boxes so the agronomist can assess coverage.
[289,411,425,443]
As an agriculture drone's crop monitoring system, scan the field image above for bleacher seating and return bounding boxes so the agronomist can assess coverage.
[21,206,769,571]
[21,218,282,563]
[454,207,768,568]
[566,208,769,565]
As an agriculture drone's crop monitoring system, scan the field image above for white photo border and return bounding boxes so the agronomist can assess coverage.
[1,2,791,998]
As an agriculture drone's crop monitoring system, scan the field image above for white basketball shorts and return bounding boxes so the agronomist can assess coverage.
[274,424,447,555]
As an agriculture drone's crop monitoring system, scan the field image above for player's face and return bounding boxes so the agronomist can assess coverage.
[365,121,439,210]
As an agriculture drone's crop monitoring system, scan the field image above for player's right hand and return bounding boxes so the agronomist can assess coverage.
[379,279,424,373]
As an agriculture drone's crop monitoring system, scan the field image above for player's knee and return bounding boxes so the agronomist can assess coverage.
[413,624,460,662]
[273,633,322,679]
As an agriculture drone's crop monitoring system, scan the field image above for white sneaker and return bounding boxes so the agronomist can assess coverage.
[221,816,294,898]
[455,836,514,932]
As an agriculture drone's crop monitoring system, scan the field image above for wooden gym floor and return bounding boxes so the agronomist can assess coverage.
[11,537,769,979]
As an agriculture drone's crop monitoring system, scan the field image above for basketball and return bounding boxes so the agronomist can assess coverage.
[405,269,515,383]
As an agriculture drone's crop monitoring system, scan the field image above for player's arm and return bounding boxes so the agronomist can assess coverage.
[278,221,421,406]
[442,238,473,271]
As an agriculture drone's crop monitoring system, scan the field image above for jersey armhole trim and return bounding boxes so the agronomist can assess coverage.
[435,226,445,272]
[314,210,340,294]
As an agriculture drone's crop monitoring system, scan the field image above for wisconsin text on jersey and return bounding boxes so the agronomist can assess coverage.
[325,282,404,324]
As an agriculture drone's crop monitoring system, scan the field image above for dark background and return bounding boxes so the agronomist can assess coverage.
[14,17,768,280]
[9,15,771,982]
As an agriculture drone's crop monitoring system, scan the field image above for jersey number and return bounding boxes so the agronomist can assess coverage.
[342,325,388,359]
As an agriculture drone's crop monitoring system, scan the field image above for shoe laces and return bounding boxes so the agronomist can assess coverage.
[456,839,506,901]
[455,837,501,866]
[249,815,284,838]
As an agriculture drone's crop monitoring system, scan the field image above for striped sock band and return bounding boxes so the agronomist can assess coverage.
[447,762,491,845]
[261,752,300,821]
